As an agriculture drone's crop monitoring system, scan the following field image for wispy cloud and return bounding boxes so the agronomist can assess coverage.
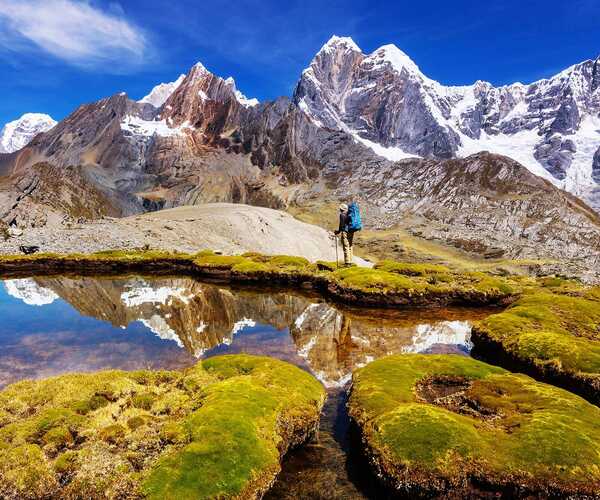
[0,0,151,72]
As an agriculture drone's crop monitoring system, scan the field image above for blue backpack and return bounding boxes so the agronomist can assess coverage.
[347,202,362,232]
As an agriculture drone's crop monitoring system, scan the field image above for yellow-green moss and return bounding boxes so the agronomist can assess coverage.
[375,260,452,276]
[0,249,521,306]
[332,266,427,293]
[473,290,600,400]
[0,355,325,500]
[0,444,58,498]
[131,392,155,410]
[349,355,600,496]
[231,260,270,273]
[330,265,518,305]
[193,254,247,269]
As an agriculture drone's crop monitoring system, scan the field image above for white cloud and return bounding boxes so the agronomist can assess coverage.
[0,0,150,70]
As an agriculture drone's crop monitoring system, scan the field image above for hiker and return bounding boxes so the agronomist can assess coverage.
[334,202,361,266]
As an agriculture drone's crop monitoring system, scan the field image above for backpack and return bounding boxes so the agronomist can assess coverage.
[347,202,362,232]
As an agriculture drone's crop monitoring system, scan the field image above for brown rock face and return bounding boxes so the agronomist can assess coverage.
[0,163,122,226]
[337,151,600,267]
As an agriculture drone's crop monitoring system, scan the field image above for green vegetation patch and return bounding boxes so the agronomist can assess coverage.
[472,289,600,402]
[0,249,521,306]
[349,354,600,497]
[330,265,518,305]
[0,355,325,500]
[375,260,452,276]
[193,253,316,277]
[193,253,247,269]
[231,254,316,276]
[332,266,427,293]
[0,249,196,266]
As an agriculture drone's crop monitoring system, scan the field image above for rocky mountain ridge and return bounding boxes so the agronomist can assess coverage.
[296,36,600,207]
[2,39,600,278]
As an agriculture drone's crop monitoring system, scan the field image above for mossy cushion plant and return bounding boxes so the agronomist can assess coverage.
[329,262,518,306]
[472,289,600,404]
[0,355,325,499]
[348,354,600,497]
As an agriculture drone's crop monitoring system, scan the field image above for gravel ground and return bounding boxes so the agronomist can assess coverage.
[0,203,367,265]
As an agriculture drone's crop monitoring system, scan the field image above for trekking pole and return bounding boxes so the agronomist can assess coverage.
[335,233,339,269]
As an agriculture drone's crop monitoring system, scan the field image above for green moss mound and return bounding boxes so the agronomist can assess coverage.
[0,355,325,500]
[191,253,317,279]
[348,354,600,497]
[330,265,518,306]
[472,289,600,404]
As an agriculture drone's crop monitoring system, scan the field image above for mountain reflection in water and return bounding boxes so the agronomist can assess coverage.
[0,276,490,389]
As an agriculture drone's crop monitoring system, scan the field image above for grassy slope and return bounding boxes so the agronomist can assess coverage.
[0,355,325,500]
[349,354,600,495]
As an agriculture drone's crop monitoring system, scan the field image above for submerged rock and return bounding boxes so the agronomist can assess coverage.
[348,354,600,498]
[472,286,600,405]
[0,354,325,499]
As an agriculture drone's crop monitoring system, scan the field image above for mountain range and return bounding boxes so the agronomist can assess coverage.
[297,37,600,200]
[1,36,600,270]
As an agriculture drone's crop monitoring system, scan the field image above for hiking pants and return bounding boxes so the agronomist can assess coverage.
[341,231,354,265]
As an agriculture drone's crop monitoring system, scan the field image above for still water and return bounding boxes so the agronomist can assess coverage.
[0,275,491,498]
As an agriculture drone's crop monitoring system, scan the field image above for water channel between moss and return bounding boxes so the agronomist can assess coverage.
[0,274,494,498]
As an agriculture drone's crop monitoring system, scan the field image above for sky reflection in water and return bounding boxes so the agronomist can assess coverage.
[0,275,488,388]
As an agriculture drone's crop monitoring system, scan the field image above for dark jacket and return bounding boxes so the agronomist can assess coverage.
[338,212,350,233]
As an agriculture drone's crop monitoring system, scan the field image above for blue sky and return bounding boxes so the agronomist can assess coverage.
[0,0,598,125]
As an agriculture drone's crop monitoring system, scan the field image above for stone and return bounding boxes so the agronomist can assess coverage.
[8,227,23,237]
[593,145,600,183]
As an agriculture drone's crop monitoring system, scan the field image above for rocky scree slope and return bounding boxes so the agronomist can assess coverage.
[335,151,600,268]
[2,45,600,278]
[0,204,350,263]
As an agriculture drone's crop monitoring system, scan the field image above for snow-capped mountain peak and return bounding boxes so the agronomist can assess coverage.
[295,38,600,207]
[369,44,423,77]
[139,74,186,108]
[318,35,361,55]
[4,278,59,306]
[0,113,57,154]
[189,61,211,80]
[234,90,259,107]
[224,76,259,107]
